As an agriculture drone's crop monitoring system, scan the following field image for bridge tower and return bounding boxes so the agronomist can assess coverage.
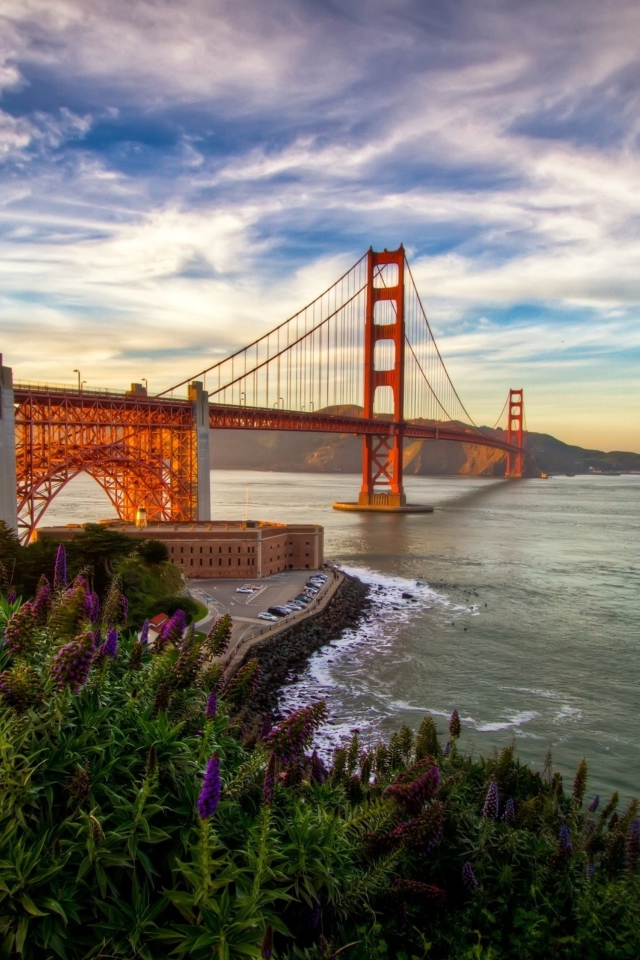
[0,356,18,532]
[506,388,525,477]
[358,246,407,508]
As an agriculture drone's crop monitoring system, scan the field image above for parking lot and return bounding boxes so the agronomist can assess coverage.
[187,569,327,644]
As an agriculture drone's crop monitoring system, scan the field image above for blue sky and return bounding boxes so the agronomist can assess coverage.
[0,0,639,451]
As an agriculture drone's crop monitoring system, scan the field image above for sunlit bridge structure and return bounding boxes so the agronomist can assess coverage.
[0,246,527,543]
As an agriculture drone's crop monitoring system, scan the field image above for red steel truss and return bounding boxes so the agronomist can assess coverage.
[13,386,198,543]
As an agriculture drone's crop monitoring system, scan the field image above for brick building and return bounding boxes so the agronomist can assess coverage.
[37,519,324,579]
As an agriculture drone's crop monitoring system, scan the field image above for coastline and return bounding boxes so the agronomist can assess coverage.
[224,570,371,730]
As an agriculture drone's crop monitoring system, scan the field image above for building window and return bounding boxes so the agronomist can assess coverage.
[200,547,203,554]
[209,547,212,554]
[237,559,241,566]
[228,559,231,566]
[180,547,183,554]
[219,559,222,566]
[190,559,193,566]
[219,547,222,553]
[305,564,309,569]
[228,547,231,554]
[190,547,193,554]
[210,559,212,566]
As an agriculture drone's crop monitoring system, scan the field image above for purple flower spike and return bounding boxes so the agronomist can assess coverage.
[443,741,451,757]
[88,592,100,624]
[53,544,67,590]
[449,708,461,739]
[310,749,327,785]
[558,823,573,853]
[139,619,150,646]
[482,780,499,820]
[6,587,16,604]
[504,797,516,826]
[119,594,128,625]
[205,690,217,720]
[588,795,600,813]
[103,627,118,658]
[50,632,95,692]
[462,861,478,891]
[626,818,640,871]
[197,755,221,819]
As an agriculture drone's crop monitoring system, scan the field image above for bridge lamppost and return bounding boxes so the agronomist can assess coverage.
[73,369,81,392]
[240,392,245,406]
[142,378,148,393]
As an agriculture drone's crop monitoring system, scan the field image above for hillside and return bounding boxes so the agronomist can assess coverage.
[208,409,640,477]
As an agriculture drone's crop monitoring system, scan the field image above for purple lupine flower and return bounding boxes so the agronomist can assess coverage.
[263,702,327,767]
[139,619,150,646]
[103,627,118,658]
[92,627,102,647]
[504,797,516,826]
[482,780,499,820]
[3,602,36,657]
[33,577,52,624]
[53,544,67,590]
[462,861,478,891]
[588,795,600,813]
[443,741,451,757]
[626,818,640,871]
[50,632,95,692]
[558,823,573,853]
[205,690,217,720]
[119,594,128,625]
[6,587,16,604]
[449,708,461,739]
[386,765,441,815]
[197,755,221,819]
[157,609,187,649]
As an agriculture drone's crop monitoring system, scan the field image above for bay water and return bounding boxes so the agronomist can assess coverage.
[46,469,640,800]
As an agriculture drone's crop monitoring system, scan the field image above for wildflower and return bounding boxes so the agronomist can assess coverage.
[462,861,478,891]
[263,702,328,767]
[197,755,221,819]
[103,627,118,658]
[263,752,276,805]
[415,715,439,760]
[205,690,217,720]
[53,544,67,589]
[391,878,446,907]
[503,797,516,826]
[572,757,588,807]
[3,602,36,657]
[119,594,128,625]
[0,664,43,712]
[626,818,640,872]
[50,632,95,692]
[6,587,16,603]
[127,642,144,671]
[67,761,91,801]
[482,780,499,820]
[557,823,573,857]
[360,752,372,786]
[386,764,441,816]
[205,613,233,656]
[33,577,52,624]
[157,609,187,649]
[139,619,150,645]
[443,741,451,757]
[449,708,461,739]
[225,658,260,707]
[588,795,600,813]
[394,800,444,857]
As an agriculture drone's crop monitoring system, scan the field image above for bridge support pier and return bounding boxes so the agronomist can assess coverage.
[189,381,211,521]
[0,356,18,533]
[333,246,432,515]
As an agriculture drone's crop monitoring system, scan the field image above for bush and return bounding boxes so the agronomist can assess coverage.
[136,538,170,564]
[0,556,639,960]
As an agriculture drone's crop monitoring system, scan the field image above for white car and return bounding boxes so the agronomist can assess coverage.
[259,612,279,622]
[236,586,253,593]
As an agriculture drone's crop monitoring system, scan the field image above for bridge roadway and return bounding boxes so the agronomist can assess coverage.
[12,384,523,458]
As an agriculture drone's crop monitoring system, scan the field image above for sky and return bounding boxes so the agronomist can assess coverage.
[0,0,639,452]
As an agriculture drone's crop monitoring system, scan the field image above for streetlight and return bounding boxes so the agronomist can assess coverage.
[142,378,148,393]
[240,392,245,406]
[73,369,81,391]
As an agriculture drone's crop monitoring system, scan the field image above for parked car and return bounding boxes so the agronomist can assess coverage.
[286,602,303,611]
[267,607,287,617]
[259,612,279,622]
[236,586,253,593]
[295,594,311,604]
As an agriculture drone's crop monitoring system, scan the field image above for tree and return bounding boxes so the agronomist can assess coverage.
[136,539,169,564]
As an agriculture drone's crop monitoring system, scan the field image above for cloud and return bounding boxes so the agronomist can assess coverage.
[0,0,638,451]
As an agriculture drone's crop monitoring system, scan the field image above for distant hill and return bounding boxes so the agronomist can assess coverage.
[208,407,640,477]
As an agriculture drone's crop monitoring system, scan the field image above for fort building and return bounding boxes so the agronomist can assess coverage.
[36,519,324,579]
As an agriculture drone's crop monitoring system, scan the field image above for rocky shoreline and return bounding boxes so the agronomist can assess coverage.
[228,571,370,731]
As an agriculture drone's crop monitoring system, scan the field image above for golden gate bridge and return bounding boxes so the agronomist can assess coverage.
[0,246,526,544]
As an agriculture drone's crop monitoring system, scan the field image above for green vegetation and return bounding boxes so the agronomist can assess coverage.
[1,551,639,959]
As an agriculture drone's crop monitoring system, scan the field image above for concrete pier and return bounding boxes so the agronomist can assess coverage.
[0,356,18,532]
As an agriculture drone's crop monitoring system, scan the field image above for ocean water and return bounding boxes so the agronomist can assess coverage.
[46,469,640,800]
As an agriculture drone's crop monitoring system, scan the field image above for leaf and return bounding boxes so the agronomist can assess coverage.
[20,894,48,917]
